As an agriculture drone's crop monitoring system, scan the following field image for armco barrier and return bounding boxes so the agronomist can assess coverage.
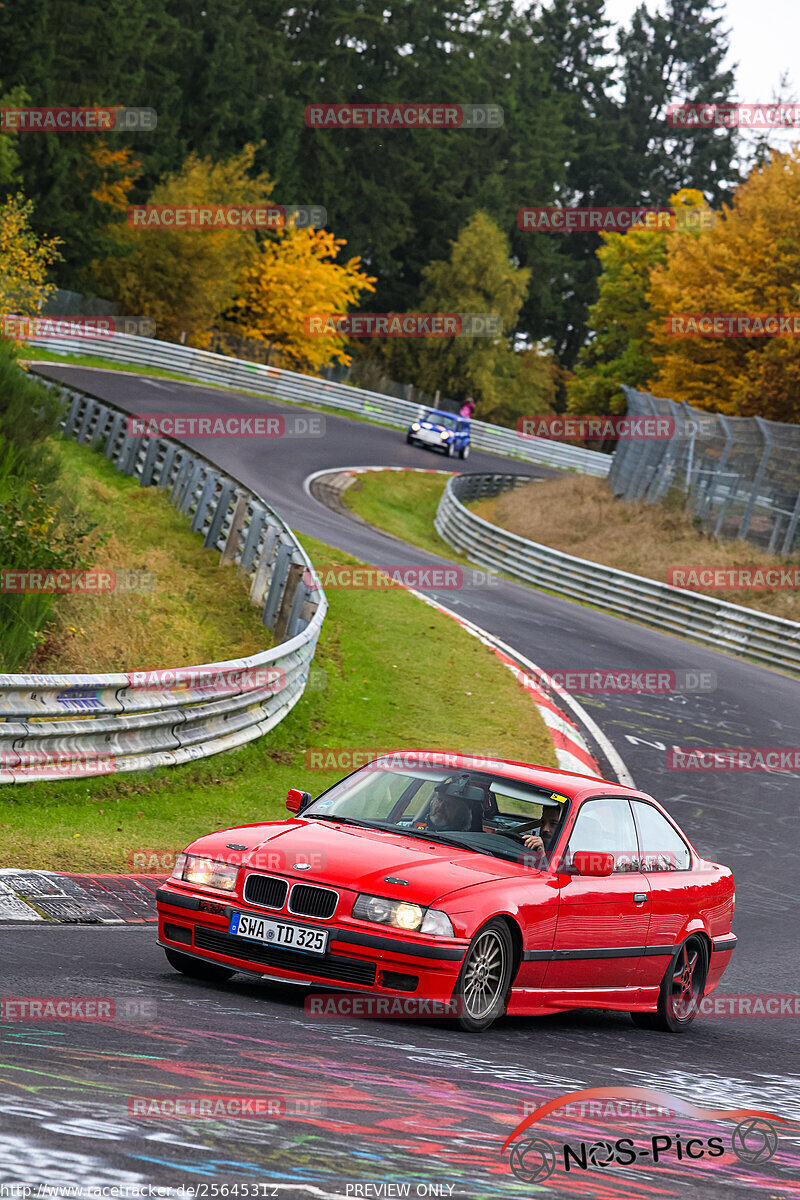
[435,473,800,676]
[0,382,327,783]
[21,330,611,477]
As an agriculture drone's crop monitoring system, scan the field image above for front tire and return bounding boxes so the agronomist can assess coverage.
[453,919,513,1032]
[459,444,470,460]
[406,433,414,445]
[630,936,707,1032]
[446,441,456,457]
[164,947,235,983]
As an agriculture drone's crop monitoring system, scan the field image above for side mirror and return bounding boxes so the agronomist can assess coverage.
[572,850,614,877]
[286,788,312,814]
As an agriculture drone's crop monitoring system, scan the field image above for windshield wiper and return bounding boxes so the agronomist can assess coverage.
[387,826,499,857]
[306,814,376,828]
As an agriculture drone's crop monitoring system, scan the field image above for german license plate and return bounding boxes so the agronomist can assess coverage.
[228,911,328,955]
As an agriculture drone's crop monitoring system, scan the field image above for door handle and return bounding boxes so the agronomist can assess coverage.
[633,893,648,903]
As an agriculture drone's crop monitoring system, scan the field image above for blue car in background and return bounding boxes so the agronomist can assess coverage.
[406,409,471,459]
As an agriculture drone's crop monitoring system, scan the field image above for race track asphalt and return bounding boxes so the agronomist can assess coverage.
[1,362,797,1199]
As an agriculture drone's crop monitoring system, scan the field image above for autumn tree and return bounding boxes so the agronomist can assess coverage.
[228,225,375,373]
[648,151,800,422]
[568,189,714,415]
[0,194,63,317]
[94,145,272,344]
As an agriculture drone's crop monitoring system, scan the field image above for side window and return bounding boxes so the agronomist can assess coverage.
[632,801,691,871]
[565,799,640,873]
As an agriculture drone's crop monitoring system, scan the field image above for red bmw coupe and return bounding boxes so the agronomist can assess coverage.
[156,753,736,1032]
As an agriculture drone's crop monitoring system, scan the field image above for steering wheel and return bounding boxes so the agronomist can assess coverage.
[495,818,542,844]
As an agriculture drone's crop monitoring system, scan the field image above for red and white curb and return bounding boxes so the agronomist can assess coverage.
[305,466,634,786]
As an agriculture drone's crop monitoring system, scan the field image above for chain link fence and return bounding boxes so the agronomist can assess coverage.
[610,387,800,556]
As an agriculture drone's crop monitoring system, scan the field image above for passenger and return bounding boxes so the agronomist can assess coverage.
[427,792,472,832]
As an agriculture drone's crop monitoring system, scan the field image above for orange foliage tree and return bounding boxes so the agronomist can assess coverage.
[230,226,376,373]
[648,148,800,422]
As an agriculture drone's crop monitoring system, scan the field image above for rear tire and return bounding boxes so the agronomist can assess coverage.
[164,947,235,982]
[630,936,707,1032]
[453,919,513,1032]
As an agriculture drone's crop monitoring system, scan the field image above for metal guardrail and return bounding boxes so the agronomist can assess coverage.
[22,330,612,477]
[0,382,327,783]
[435,473,800,676]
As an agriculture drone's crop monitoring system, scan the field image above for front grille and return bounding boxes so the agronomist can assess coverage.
[194,926,376,985]
[243,874,289,910]
[288,883,338,919]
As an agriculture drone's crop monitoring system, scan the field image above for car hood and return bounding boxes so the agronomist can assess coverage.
[186,819,528,905]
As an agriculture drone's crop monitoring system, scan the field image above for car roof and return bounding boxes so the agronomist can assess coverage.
[421,409,457,419]
[368,750,654,803]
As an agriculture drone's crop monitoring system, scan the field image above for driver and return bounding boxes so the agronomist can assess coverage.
[427,792,472,832]
[520,805,560,860]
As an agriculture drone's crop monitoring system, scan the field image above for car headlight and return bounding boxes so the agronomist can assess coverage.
[171,853,239,892]
[440,430,451,439]
[352,894,454,937]
[411,422,420,431]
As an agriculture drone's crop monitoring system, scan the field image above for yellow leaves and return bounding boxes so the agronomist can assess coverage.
[647,155,800,420]
[0,194,63,320]
[82,142,143,211]
[230,225,376,373]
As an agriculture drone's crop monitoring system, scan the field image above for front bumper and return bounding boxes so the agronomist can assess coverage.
[157,884,467,998]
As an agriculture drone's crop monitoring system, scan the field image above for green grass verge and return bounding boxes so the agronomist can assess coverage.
[31,438,272,673]
[0,474,556,871]
[342,470,473,563]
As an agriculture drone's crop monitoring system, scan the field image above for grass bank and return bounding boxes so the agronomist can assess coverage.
[473,475,799,621]
[0,448,555,870]
[344,468,798,622]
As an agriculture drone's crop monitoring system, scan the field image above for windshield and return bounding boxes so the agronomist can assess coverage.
[304,761,569,868]
[421,411,457,429]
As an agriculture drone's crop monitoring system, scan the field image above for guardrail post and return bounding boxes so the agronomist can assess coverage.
[158,443,177,488]
[140,438,162,487]
[178,460,204,514]
[104,411,125,458]
[262,542,293,628]
[221,490,249,565]
[204,479,235,549]
[62,392,84,437]
[781,489,800,556]
[170,454,193,504]
[274,562,304,640]
[239,507,267,574]
[190,471,219,532]
[250,527,278,604]
[76,399,98,444]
